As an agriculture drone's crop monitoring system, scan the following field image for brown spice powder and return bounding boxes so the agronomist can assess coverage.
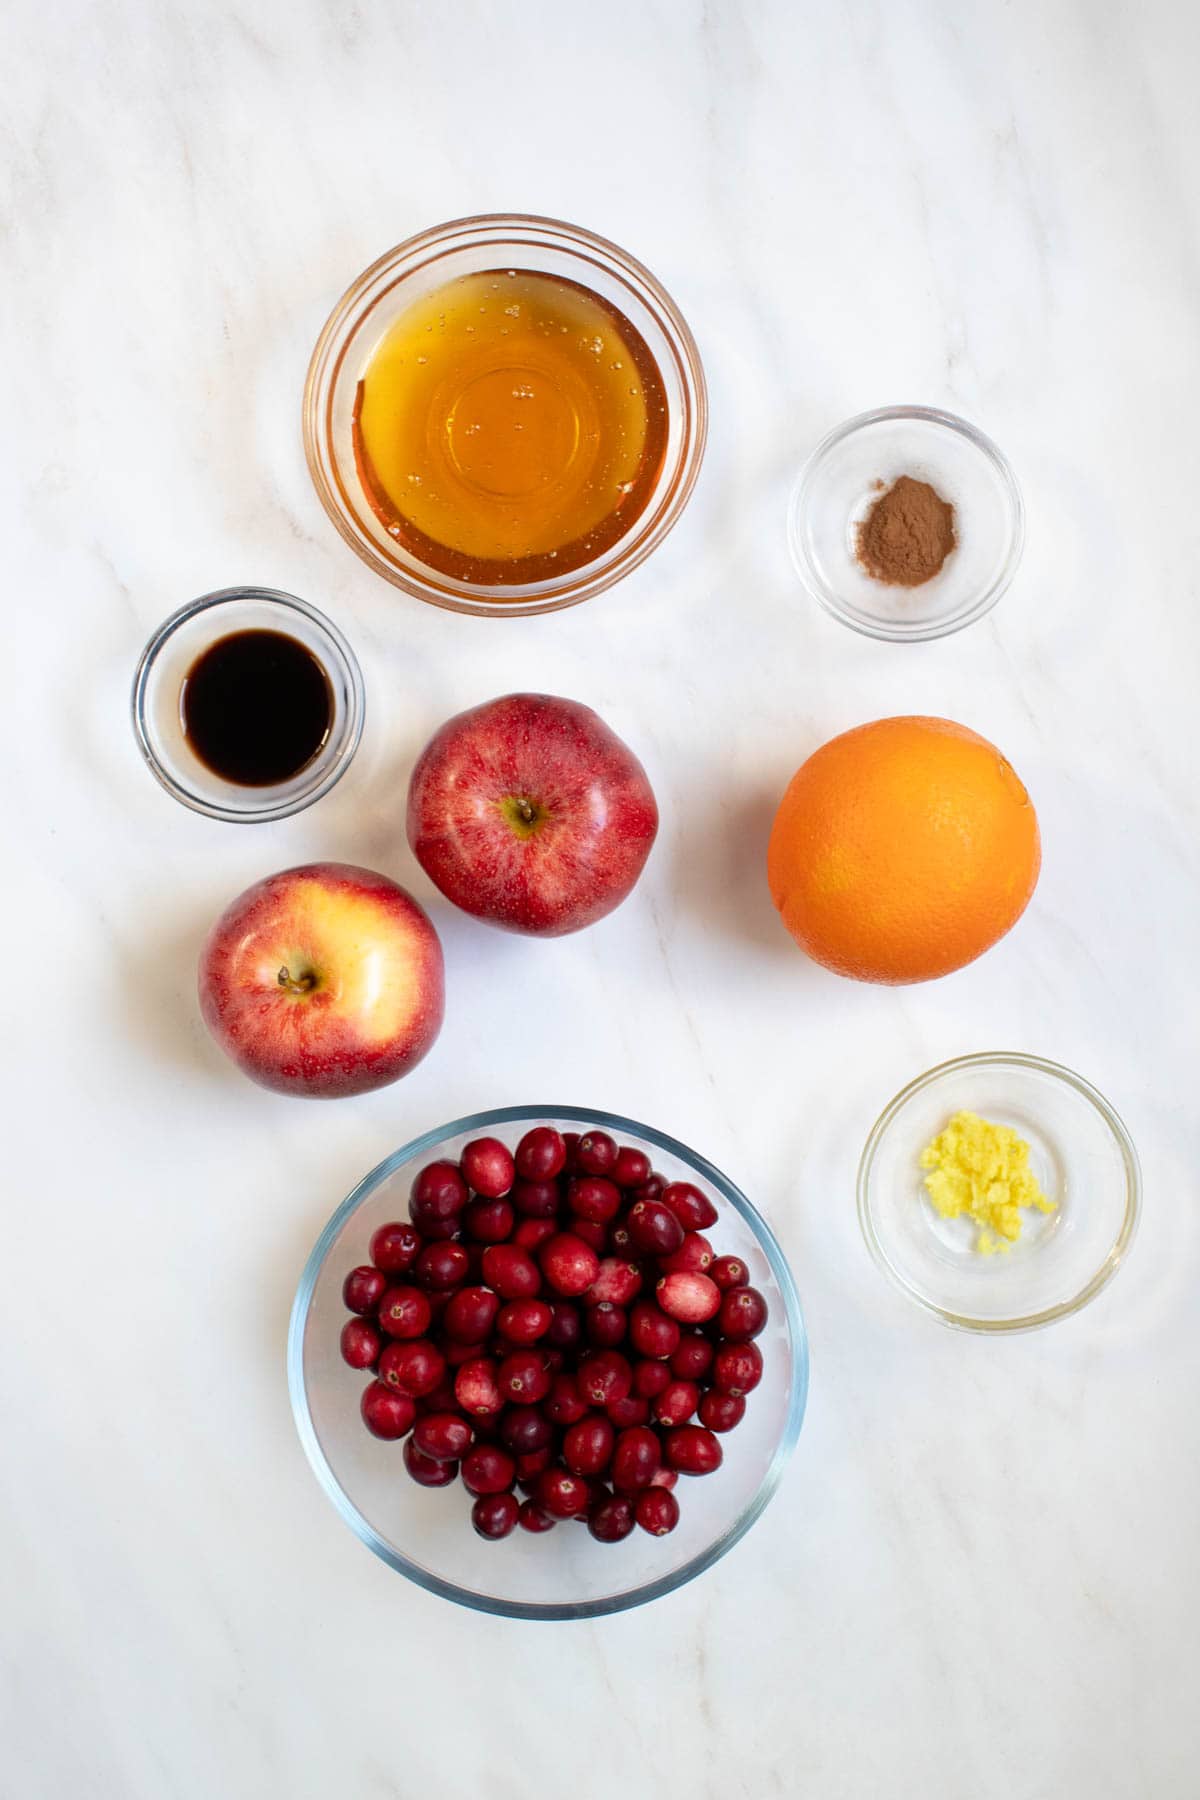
[856,475,956,587]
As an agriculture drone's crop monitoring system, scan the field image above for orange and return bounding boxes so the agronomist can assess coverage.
[766,716,1040,984]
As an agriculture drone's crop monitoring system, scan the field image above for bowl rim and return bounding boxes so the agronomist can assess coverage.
[787,404,1026,643]
[288,1104,808,1620]
[302,212,709,618]
[856,1052,1141,1332]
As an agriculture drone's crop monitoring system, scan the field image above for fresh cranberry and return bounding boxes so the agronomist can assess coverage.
[656,1271,721,1324]
[515,1126,566,1180]
[611,1425,660,1491]
[710,1253,750,1291]
[609,1222,633,1256]
[665,1424,723,1475]
[588,1493,635,1541]
[519,1498,556,1533]
[481,1244,541,1299]
[633,1358,673,1399]
[500,1406,553,1454]
[712,1340,763,1396]
[635,1487,680,1535]
[544,1371,589,1426]
[536,1464,591,1518]
[699,1390,746,1432]
[585,1302,628,1347]
[463,1196,514,1243]
[454,1357,504,1417]
[612,1146,652,1189]
[562,1132,582,1172]
[546,1301,583,1350]
[361,1380,415,1438]
[629,1300,681,1359]
[670,1333,714,1381]
[497,1350,551,1405]
[369,1222,422,1274]
[718,1285,768,1340]
[413,1412,474,1462]
[461,1444,516,1495]
[460,1137,516,1199]
[659,1232,714,1275]
[378,1285,433,1340]
[575,1131,617,1176]
[409,1161,469,1239]
[444,1336,490,1368]
[577,1349,632,1407]
[571,1217,609,1254]
[630,1175,666,1204]
[654,1380,700,1427]
[539,1233,600,1297]
[512,1216,557,1252]
[342,1265,387,1314]
[585,1257,643,1307]
[340,1317,382,1369]
[515,1446,554,1483]
[419,1378,460,1415]
[441,1285,500,1343]
[496,1298,553,1344]
[512,1178,560,1218]
[649,1465,678,1490]
[404,1437,458,1485]
[661,1181,718,1231]
[471,1491,519,1538]
[415,1241,470,1290]
[626,1199,685,1257]
[563,1415,615,1476]
[606,1394,651,1428]
[378,1338,446,1397]
[567,1176,622,1224]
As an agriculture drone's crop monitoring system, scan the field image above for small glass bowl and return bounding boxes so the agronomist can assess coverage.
[858,1053,1140,1332]
[131,587,364,822]
[788,406,1024,642]
[289,1106,808,1620]
[303,214,708,617]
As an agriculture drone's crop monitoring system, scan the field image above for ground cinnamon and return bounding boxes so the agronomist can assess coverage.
[856,475,956,586]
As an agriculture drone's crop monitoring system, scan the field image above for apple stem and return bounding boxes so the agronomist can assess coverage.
[277,965,316,996]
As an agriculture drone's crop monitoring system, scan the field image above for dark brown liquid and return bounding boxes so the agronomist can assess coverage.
[181,630,332,786]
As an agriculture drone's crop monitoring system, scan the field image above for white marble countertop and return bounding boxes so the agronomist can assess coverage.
[5,1,1198,1794]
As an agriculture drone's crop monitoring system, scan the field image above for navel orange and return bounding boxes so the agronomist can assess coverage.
[766,716,1040,984]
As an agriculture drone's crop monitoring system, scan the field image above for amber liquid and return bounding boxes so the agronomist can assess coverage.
[352,269,668,588]
[181,631,332,786]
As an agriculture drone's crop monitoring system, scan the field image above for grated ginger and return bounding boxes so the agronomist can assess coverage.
[919,1110,1055,1254]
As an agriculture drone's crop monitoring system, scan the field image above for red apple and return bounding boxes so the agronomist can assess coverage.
[406,694,658,935]
[198,862,444,1097]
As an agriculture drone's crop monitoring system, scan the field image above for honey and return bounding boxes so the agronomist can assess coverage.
[352,269,668,587]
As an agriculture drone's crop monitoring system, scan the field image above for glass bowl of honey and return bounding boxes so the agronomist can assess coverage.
[303,215,708,616]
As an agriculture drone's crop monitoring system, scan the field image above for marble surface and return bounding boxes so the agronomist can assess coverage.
[4,1,1198,1794]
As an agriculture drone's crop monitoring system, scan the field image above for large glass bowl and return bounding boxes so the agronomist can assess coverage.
[288,1107,807,1619]
[303,215,708,616]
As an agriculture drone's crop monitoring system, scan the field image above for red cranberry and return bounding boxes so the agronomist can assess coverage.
[500,1406,553,1454]
[669,1332,714,1381]
[606,1394,651,1428]
[626,1199,685,1257]
[454,1357,503,1417]
[340,1317,382,1369]
[710,1253,750,1290]
[498,1349,552,1405]
[665,1424,723,1475]
[539,1233,600,1297]
[515,1126,566,1180]
[656,1271,721,1324]
[378,1285,433,1340]
[544,1371,589,1426]
[496,1298,553,1344]
[460,1137,515,1199]
[463,1196,514,1243]
[461,1443,516,1495]
[369,1222,422,1274]
[519,1498,556,1533]
[635,1487,680,1535]
[546,1302,583,1351]
[585,1302,628,1348]
[342,1265,387,1314]
[633,1358,672,1399]
[649,1466,678,1490]
[415,1241,470,1290]
[409,1161,469,1239]
[577,1349,632,1407]
[536,1464,591,1518]
[413,1412,474,1462]
[571,1218,609,1254]
[563,1415,615,1476]
[585,1257,643,1306]
[442,1285,500,1343]
[471,1491,519,1538]
[712,1340,763,1396]
[444,1336,490,1368]
[630,1174,667,1204]
[361,1381,415,1439]
[629,1300,681,1359]
[654,1380,700,1427]
[699,1390,746,1432]
[404,1437,458,1485]
[612,1145,652,1189]
[562,1132,582,1172]
[481,1244,541,1299]
[575,1130,617,1176]
[609,1222,633,1255]
[567,1176,622,1224]
[588,1493,635,1541]
[378,1338,446,1398]
[661,1181,718,1231]
[512,1178,560,1218]
[718,1285,768,1340]
[659,1232,714,1275]
[512,1218,557,1256]
[420,1378,460,1415]
[515,1445,554,1483]
[611,1425,660,1492]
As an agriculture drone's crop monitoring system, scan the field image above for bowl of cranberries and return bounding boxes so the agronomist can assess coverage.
[289,1108,807,1618]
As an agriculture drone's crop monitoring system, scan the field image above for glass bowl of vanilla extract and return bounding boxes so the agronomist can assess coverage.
[303,215,708,617]
[131,587,365,822]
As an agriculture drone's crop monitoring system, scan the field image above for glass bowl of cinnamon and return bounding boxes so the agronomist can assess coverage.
[787,405,1024,642]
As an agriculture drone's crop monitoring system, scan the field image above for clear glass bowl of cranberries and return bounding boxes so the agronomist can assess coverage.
[289,1108,808,1619]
